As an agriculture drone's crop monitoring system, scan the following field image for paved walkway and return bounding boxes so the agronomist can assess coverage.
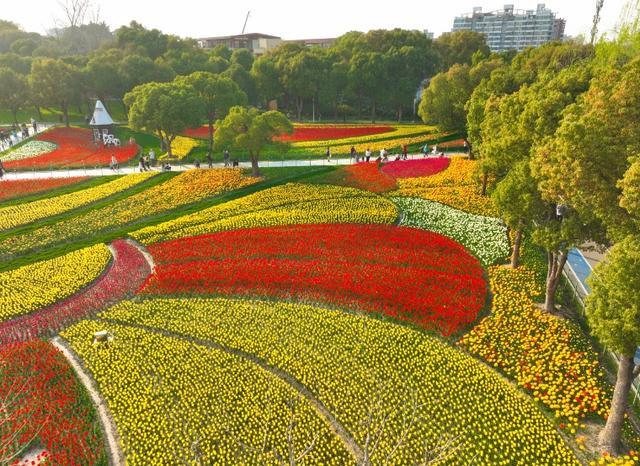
[0,153,461,180]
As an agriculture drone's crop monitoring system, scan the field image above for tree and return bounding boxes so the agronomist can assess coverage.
[119,54,175,93]
[115,21,168,59]
[176,72,247,152]
[214,106,292,177]
[419,59,501,133]
[231,48,254,71]
[492,161,546,268]
[85,50,126,110]
[586,235,640,454]
[29,58,81,127]
[222,63,257,106]
[124,81,204,157]
[0,67,28,124]
[434,31,489,70]
[252,55,283,107]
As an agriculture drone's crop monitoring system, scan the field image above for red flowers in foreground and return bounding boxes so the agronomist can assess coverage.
[0,239,151,344]
[381,157,451,179]
[5,127,138,169]
[141,224,486,336]
[274,125,393,142]
[0,177,88,202]
[0,340,105,465]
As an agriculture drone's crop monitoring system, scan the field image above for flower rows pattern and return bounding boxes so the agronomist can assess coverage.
[131,183,398,244]
[140,224,487,335]
[0,244,110,323]
[72,297,581,465]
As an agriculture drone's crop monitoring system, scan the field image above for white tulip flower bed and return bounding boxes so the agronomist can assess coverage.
[394,197,509,267]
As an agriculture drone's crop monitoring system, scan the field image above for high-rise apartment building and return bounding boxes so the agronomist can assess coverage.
[452,4,565,52]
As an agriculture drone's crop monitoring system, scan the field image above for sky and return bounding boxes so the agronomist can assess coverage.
[2,0,633,41]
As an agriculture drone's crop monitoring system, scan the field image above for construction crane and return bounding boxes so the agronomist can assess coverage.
[591,0,605,45]
[242,11,251,34]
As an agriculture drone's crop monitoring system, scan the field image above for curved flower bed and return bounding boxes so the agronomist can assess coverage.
[0,340,105,465]
[292,125,434,149]
[62,319,351,466]
[381,158,450,179]
[166,135,199,159]
[394,157,498,217]
[0,172,155,232]
[311,163,397,193]
[0,239,150,344]
[0,244,111,323]
[140,224,487,336]
[80,297,580,465]
[0,169,257,260]
[0,141,57,162]
[132,183,398,244]
[4,127,138,169]
[394,197,509,267]
[275,124,393,142]
[0,176,88,203]
[458,266,610,428]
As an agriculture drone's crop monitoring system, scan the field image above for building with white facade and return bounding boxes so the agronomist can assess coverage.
[452,4,565,52]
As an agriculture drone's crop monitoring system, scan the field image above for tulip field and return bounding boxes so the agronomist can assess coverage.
[3,127,138,169]
[0,131,630,465]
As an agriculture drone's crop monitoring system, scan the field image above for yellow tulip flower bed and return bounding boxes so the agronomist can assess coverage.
[291,124,436,149]
[458,265,610,429]
[0,173,155,232]
[0,244,110,322]
[132,183,398,244]
[165,136,200,160]
[393,157,498,217]
[0,169,257,259]
[61,319,352,466]
[82,297,580,465]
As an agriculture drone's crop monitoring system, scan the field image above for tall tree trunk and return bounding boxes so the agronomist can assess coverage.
[397,106,403,123]
[62,103,70,128]
[35,105,42,120]
[333,100,338,121]
[157,130,165,152]
[511,228,523,269]
[357,94,362,120]
[208,119,214,153]
[11,109,18,126]
[250,151,260,177]
[599,354,636,455]
[481,171,489,196]
[544,250,568,313]
[296,97,304,121]
[371,101,376,123]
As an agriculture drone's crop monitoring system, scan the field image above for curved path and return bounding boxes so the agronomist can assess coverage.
[51,336,125,466]
[98,317,365,463]
[0,239,151,344]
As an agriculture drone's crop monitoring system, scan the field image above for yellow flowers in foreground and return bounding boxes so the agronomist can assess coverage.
[64,297,581,465]
[0,169,257,259]
[132,183,398,244]
[393,156,498,216]
[61,319,351,466]
[0,173,155,232]
[458,265,610,428]
[0,244,110,322]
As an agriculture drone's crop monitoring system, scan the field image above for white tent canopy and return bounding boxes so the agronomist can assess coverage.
[90,100,114,127]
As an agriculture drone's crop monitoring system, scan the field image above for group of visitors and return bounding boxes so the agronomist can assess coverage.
[0,120,38,152]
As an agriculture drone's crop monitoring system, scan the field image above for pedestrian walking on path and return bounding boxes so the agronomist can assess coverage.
[326,146,332,162]
[223,149,230,167]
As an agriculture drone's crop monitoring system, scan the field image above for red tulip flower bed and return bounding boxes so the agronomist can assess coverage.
[274,125,393,142]
[0,240,151,344]
[141,224,487,336]
[182,126,211,139]
[0,177,88,202]
[320,162,397,193]
[5,127,138,169]
[0,340,105,465]
[381,157,451,179]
